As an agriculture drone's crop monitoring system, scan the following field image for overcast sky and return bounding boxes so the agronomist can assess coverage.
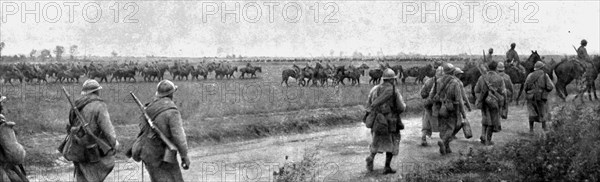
[0,1,598,57]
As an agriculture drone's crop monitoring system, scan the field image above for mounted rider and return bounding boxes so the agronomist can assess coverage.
[577,39,590,64]
[506,43,526,75]
[479,48,495,74]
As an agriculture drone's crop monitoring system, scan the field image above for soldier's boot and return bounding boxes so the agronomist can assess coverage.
[437,141,447,155]
[485,127,495,146]
[383,153,396,174]
[529,120,534,134]
[366,153,375,172]
[421,133,428,146]
[444,139,452,153]
[480,126,486,144]
[542,122,548,132]
[529,119,535,133]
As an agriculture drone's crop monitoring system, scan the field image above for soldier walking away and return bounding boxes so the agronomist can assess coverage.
[66,79,118,182]
[131,80,190,182]
[506,43,526,75]
[1,109,29,182]
[474,61,506,146]
[451,67,472,139]
[364,68,406,174]
[497,62,514,119]
[524,62,554,133]
[429,63,463,155]
[419,66,443,146]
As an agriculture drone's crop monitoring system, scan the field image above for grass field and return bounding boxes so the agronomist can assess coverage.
[0,59,445,167]
[0,55,587,168]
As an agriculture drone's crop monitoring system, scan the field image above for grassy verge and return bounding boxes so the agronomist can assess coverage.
[405,102,600,181]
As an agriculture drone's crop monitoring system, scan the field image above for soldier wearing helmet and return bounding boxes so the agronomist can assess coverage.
[365,68,406,174]
[577,39,590,63]
[474,61,507,146]
[131,80,190,181]
[450,67,472,139]
[428,63,465,155]
[524,62,554,133]
[496,62,513,120]
[65,79,118,181]
[419,66,444,146]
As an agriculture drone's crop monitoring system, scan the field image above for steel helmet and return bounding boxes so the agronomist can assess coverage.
[381,68,397,80]
[156,80,178,97]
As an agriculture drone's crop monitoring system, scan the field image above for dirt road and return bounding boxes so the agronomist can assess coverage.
[28,104,535,182]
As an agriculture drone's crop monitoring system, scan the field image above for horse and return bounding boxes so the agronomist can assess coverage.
[554,55,600,102]
[281,69,299,87]
[294,65,314,86]
[369,69,383,85]
[191,65,209,80]
[239,66,262,79]
[402,64,433,84]
[336,64,368,86]
[572,55,600,102]
[87,67,111,83]
[111,67,137,82]
[457,61,481,99]
[225,66,237,79]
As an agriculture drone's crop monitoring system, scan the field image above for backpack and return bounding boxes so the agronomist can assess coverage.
[0,121,26,165]
[58,99,104,163]
[432,77,456,117]
[482,77,504,110]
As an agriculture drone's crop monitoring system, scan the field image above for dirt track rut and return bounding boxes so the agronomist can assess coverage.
[28,104,535,182]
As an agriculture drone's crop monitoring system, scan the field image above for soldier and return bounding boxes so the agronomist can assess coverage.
[419,66,443,146]
[69,79,118,181]
[451,67,472,139]
[506,43,526,75]
[474,61,506,145]
[577,39,590,63]
[524,62,554,133]
[497,62,514,119]
[133,80,190,181]
[1,114,29,182]
[479,48,494,74]
[365,69,406,174]
[430,63,464,155]
[453,67,472,113]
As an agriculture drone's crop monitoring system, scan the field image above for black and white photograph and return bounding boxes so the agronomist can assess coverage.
[0,0,599,181]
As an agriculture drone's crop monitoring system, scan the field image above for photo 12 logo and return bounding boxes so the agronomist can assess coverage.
[0,1,139,23]
[201,1,340,23]
[401,1,539,23]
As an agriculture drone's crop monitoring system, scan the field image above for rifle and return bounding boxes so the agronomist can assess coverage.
[129,92,181,166]
[61,87,113,155]
[572,45,578,53]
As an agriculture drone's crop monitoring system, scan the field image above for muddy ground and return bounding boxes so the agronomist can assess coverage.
[24,102,546,182]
